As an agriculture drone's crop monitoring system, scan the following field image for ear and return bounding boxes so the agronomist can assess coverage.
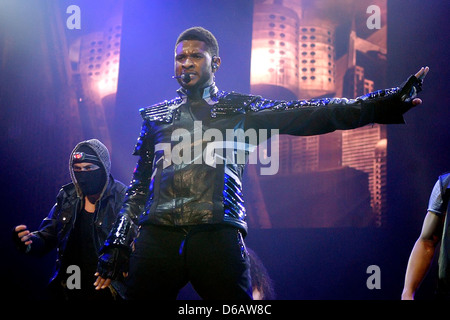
[211,55,221,72]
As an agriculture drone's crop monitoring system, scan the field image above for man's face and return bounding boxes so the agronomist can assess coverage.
[174,40,214,90]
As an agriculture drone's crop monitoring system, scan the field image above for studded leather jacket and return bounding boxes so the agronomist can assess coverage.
[104,75,422,249]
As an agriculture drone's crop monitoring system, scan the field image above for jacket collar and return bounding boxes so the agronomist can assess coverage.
[176,83,220,106]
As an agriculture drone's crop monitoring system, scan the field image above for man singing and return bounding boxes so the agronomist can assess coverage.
[95,27,428,300]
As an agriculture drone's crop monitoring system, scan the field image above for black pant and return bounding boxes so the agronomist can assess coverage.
[124,224,252,300]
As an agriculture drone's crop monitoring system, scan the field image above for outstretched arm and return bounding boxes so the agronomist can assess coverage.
[244,67,429,136]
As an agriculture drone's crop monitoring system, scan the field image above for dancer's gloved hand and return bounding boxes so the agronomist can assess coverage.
[12,225,33,252]
[403,66,429,106]
[94,246,130,290]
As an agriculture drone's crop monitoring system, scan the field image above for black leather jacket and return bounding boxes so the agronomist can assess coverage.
[104,75,421,248]
[26,176,126,292]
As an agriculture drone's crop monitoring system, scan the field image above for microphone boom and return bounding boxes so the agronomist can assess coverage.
[172,73,192,83]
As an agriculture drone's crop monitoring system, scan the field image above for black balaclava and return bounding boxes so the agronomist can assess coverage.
[73,145,107,196]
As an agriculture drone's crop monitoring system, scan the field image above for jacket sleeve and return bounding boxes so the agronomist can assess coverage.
[427,172,450,216]
[244,74,422,135]
[25,189,67,256]
[102,121,154,250]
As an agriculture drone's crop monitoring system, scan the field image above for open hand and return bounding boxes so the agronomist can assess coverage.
[411,66,429,106]
[14,225,33,246]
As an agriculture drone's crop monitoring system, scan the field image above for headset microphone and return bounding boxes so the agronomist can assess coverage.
[172,73,192,83]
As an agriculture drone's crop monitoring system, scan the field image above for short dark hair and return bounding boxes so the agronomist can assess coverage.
[175,26,219,57]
